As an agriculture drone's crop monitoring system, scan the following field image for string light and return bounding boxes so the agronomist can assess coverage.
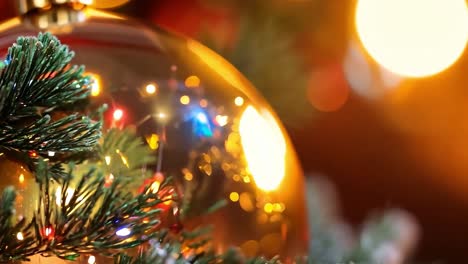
[55,187,75,206]
[43,226,54,239]
[116,227,131,237]
[28,150,38,158]
[116,149,129,168]
[150,180,161,194]
[113,109,124,121]
[47,151,55,157]
[104,155,111,165]
[16,232,24,241]
[88,255,96,264]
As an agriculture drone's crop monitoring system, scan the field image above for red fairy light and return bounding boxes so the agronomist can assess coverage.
[28,150,38,158]
[41,226,55,240]
[104,173,114,188]
[113,109,124,121]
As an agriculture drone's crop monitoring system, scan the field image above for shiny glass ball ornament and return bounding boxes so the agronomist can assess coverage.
[0,2,308,261]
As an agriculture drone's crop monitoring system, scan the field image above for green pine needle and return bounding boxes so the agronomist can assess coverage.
[0,33,101,155]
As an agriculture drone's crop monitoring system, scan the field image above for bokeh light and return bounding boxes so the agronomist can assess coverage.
[87,72,101,97]
[185,75,200,87]
[234,96,244,107]
[343,41,402,99]
[113,109,123,121]
[180,95,190,105]
[145,83,157,94]
[229,192,240,202]
[355,0,468,77]
[115,227,131,237]
[307,64,349,112]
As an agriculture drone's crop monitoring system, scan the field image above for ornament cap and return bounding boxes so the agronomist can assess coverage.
[17,0,89,15]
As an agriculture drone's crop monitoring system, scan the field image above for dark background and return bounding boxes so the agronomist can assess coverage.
[1,0,467,263]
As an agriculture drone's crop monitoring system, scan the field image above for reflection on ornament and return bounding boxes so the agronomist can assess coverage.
[215,115,228,127]
[156,112,167,119]
[199,99,208,108]
[239,192,255,212]
[89,0,130,9]
[18,173,25,184]
[116,149,129,167]
[264,203,274,214]
[145,83,157,94]
[241,240,260,257]
[185,75,200,88]
[355,0,468,77]
[183,169,193,181]
[190,109,213,137]
[146,134,159,150]
[234,96,244,106]
[55,187,75,206]
[239,106,286,191]
[180,95,190,105]
[104,155,111,165]
[229,192,240,202]
[260,233,282,256]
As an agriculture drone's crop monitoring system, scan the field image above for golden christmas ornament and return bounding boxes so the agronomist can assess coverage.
[0,0,309,261]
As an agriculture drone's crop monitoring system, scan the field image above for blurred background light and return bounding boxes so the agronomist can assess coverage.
[355,0,468,77]
[343,41,402,99]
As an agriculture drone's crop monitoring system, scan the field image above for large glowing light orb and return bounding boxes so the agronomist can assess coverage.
[355,0,468,78]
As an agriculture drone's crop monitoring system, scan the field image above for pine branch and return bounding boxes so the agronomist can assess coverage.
[0,159,172,262]
[0,33,89,117]
[0,33,101,155]
[99,128,156,180]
